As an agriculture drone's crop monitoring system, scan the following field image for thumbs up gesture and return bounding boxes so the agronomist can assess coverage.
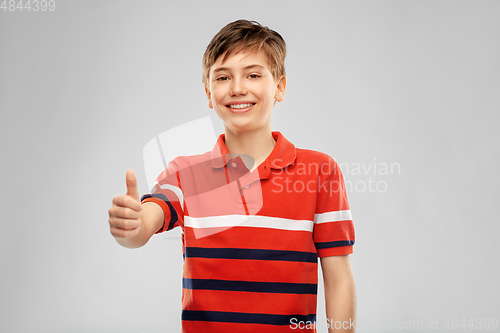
[108,169,143,239]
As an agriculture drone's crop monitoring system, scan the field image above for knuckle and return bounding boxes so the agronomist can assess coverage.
[126,219,139,229]
[116,195,126,205]
[108,216,117,227]
[110,227,120,238]
[122,209,131,219]
[126,196,139,208]
[121,219,130,229]
[117,217,131,229]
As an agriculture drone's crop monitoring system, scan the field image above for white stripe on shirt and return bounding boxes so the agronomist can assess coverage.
[185,214,314,232]
[314,210,352,224]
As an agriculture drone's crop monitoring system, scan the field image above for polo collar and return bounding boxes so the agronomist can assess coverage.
[210,131,296,171]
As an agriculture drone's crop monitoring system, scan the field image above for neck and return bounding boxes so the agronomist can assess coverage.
[224,126,276,171]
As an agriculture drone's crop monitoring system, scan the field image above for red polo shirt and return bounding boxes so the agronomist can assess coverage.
[141,131,355,333]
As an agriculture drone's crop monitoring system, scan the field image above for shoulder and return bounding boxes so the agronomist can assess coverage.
[169,150,212,167]
[290,148,346,180]
[295,148,338,167]
[161,151,213,176]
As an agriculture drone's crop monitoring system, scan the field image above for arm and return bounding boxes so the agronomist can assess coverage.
[320,254,357,333]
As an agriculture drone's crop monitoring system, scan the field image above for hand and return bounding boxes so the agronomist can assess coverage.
[108,169,143,239]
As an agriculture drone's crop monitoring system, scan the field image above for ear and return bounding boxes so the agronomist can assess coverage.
[204,84,213,109]
[274,76,287,102]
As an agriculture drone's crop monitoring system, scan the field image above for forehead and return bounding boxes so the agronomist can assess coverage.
[212,48,271,71]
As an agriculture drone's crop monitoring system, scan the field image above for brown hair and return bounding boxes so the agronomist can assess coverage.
[202,19,286,87]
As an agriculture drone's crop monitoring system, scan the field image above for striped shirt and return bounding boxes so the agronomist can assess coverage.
[141,131,355,333]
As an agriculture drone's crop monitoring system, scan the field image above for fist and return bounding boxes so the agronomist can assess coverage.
[108,169,143,239]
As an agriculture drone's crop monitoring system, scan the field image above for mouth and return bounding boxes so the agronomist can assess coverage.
[225,102,256,113]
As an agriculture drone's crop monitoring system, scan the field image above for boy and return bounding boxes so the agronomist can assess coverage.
[108,20,356,333]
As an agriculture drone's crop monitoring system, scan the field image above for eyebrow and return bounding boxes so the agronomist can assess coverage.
[212,64,265,74]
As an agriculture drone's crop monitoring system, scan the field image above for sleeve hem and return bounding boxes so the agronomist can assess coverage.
[317,245,353,258]
[141,197,172,234]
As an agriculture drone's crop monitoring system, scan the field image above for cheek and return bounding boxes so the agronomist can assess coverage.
[261,89,275,104]
[211,88,225,103]
[211,92,226,113]
[259,82,276,100]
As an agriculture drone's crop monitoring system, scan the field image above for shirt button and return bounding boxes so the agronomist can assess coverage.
[231,162,237,168]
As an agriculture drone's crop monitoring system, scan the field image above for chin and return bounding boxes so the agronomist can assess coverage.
[228,122,267,134]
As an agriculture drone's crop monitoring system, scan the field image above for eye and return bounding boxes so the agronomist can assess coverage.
[216,76,229,81]
[248,74,260,79]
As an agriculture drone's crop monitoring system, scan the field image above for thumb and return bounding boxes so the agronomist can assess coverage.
[126,169,140,202]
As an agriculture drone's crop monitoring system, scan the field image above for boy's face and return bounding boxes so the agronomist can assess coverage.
[205,48,286,135]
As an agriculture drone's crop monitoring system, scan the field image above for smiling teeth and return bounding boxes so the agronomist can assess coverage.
[229,103,254,109]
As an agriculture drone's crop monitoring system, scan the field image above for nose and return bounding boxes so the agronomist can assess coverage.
[230,77,247,96]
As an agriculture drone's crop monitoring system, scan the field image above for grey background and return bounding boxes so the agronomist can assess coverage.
[1,0,499,332]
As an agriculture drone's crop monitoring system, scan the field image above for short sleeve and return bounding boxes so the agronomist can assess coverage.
[141,160,184,234]
[313,159,355,257]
